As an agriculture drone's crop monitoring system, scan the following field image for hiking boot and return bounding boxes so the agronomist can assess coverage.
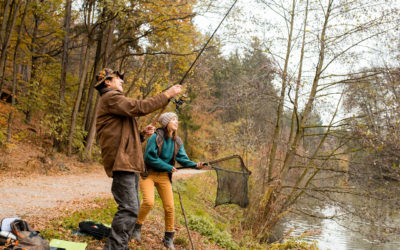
[131,223,142,242]
[162,231,175,249]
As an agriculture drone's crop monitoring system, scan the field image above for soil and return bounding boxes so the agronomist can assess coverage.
[0,140,216,249]
[0,164,207,219]
[0,142,207,218]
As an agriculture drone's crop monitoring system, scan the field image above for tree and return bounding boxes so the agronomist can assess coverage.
[344,68,400,181]
[59,0,71,103]
[67,0,94,156]
[0,0,23,96]
[210,0,400,242]
[6,0,29,142]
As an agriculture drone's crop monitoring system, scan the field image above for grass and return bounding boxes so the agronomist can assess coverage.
[40,171,317,249]
[172,171,241,249]
[41,198,117,247]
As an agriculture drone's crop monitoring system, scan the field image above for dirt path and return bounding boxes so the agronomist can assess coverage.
[0,169,207,218]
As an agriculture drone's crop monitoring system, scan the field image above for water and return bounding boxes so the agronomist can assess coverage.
[279,204,400,250]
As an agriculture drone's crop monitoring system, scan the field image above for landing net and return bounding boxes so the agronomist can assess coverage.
[208,155,251,208]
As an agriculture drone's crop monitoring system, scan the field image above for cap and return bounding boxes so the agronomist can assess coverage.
[94,68,125,90]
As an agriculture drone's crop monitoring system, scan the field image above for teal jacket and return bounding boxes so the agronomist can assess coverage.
[144,131,197,173]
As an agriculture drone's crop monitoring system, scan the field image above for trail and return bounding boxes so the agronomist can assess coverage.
[0,169,207,218]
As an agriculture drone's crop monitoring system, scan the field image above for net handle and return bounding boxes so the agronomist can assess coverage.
[207,155,251,174]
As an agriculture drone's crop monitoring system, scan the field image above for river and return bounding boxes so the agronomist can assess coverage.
[276,198,400,249]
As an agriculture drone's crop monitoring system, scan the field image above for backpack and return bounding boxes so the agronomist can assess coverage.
[8,219,50,250]
[78,221,110,240]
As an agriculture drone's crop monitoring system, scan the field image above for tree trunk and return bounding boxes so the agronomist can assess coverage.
[67,42,90,155]
[82,94,100,160]
[59,0,72,103]
[82,38,102,132]
[7,0,29,142]
[288,0,309,146]
[0,0,12,48]
[82,3,110,132]
[82,95,99,160]
[103,17,114,67]
[266,0,296,183]
[83,15,115,159]
[280,0,333,182]
[0,0,22,95]
[67,1,93,156]
[52,0,72,152]
[25,1,42,123]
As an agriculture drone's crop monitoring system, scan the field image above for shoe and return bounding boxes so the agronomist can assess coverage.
[162,231,175,249]
[131,223,142,242]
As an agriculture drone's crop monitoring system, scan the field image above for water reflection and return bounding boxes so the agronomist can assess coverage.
[277,204,400,250]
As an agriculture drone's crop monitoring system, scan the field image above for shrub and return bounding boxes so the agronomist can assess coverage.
[188,215,239,249]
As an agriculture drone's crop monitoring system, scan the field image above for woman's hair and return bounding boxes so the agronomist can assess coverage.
[165,126,177,141]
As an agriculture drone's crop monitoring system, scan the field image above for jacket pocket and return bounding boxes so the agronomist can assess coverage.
[124,135,131,152]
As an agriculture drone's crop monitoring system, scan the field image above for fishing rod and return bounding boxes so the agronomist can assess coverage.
[178,0,238,86]
[152,0,239,126]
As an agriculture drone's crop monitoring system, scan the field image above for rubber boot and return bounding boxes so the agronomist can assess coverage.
[131,223,142,242]
[162,231,175,249]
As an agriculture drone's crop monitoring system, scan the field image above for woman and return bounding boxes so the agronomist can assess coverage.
[132,112,206,249]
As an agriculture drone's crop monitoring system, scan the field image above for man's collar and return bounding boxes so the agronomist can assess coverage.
[99,88,113,96]
[99,88,122,96]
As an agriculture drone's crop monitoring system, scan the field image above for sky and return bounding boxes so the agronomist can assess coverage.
[192,0,400,124]
[70,0,400,123]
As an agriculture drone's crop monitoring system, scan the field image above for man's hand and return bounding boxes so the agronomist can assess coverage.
[142,124,156,136]
[164,85,182,99]
[171,167,178,173]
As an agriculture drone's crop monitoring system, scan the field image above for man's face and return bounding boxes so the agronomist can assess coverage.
[105,76,124,92]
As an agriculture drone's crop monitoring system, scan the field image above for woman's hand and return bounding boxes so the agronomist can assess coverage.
[196,162,208,169]
[171,167,178,173]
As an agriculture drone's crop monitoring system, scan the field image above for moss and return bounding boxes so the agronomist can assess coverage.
[269,237,319,249]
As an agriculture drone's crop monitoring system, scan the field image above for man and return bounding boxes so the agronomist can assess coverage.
[94,68,181,249]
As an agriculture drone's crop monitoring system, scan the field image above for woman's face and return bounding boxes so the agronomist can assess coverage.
[167,117,178,132]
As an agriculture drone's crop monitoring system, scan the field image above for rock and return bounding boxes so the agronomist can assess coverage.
[57,162,70,172]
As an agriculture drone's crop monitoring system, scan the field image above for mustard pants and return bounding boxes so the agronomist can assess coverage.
[137,172,175,232]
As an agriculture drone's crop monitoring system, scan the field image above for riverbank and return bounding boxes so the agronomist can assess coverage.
[33,172,317,249]
[275,195,400,250]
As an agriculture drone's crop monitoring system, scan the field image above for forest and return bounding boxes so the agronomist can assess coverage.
[0,0,400,248]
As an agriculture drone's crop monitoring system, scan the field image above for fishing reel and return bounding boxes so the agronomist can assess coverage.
[173,95,187,112]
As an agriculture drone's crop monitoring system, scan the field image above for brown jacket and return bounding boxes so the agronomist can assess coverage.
[96,89,168,177]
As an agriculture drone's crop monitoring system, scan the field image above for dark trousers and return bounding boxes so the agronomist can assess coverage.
[103,171,140,250]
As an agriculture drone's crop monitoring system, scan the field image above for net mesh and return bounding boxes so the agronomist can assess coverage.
[209,155,251,208]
